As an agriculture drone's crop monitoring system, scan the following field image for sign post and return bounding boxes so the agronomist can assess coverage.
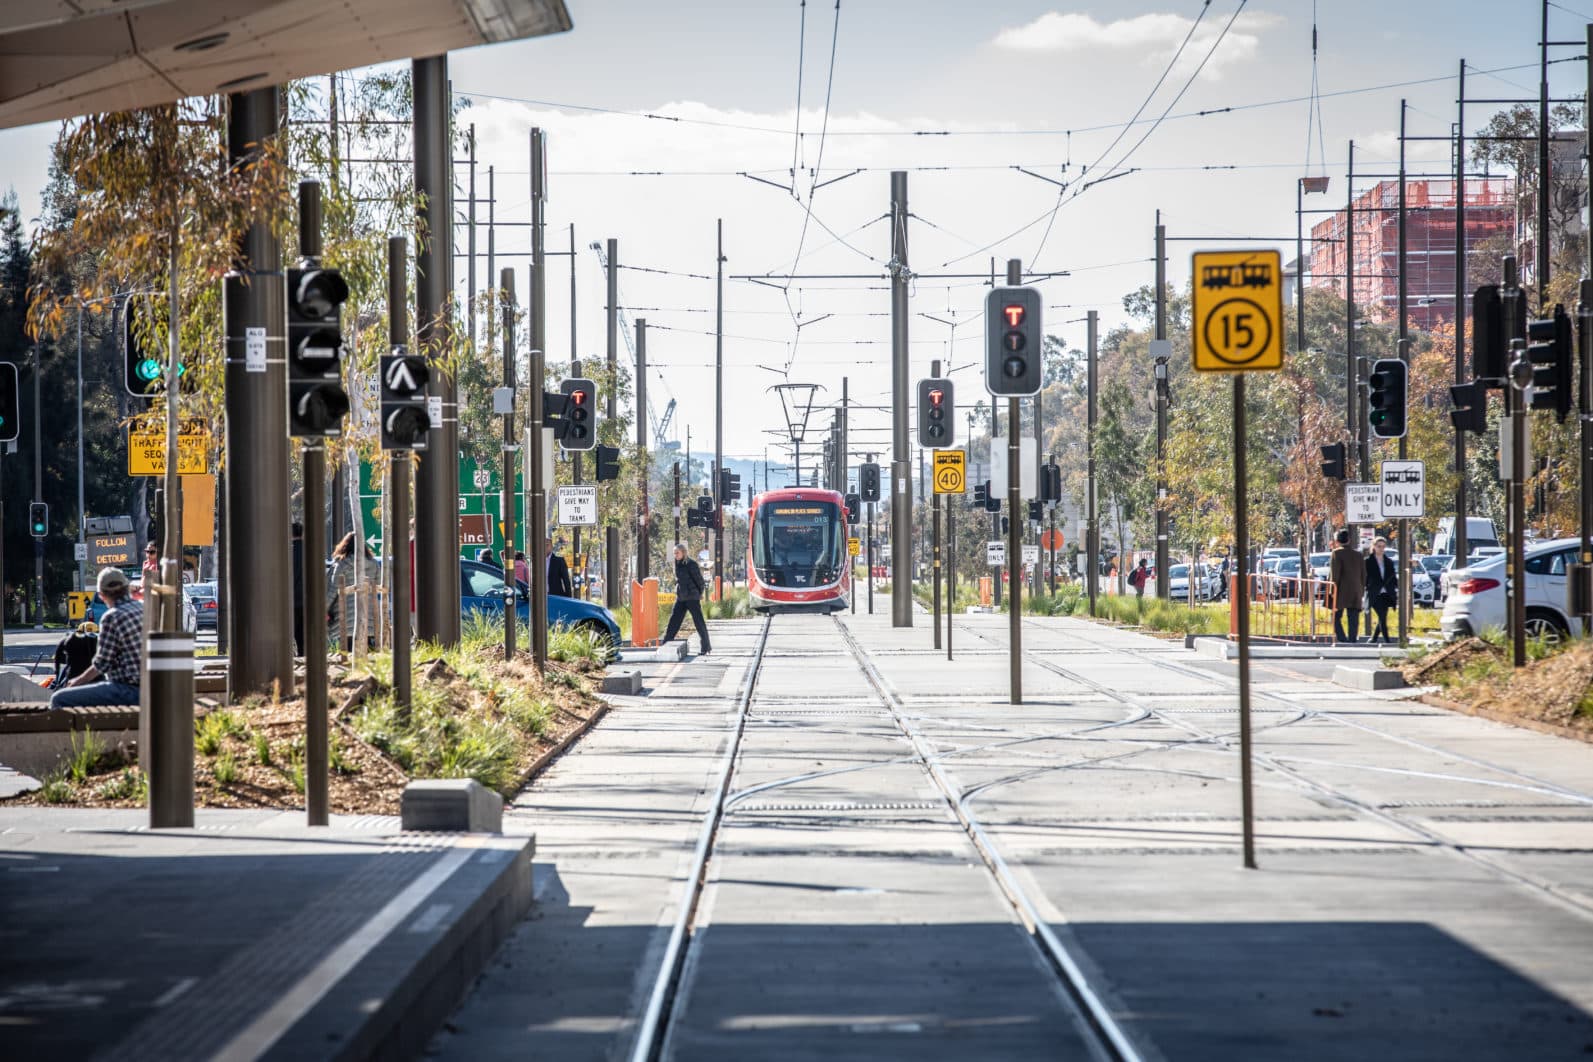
[932,449,966,654]
[1192,247,1284,872]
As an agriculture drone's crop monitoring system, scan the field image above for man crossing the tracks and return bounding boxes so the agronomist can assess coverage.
[661,543,711,657]
[1329,528,1365,645]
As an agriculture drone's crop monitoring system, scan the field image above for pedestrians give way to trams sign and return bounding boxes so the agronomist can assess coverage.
[1344,482,1382,525]
[557,485,598,526]
[986,541,1005,567]
[1190,249,1284,373]
[1381,460,1424,518]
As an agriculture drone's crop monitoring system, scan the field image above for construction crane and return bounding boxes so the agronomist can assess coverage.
[590,241,678,451]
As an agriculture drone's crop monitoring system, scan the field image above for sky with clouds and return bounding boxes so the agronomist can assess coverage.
[0,0,1584,477]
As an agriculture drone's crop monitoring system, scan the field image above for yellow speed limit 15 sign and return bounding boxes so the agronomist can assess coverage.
[932,449,966,495]
[1190,249,1284,373]
[848,537,861,556]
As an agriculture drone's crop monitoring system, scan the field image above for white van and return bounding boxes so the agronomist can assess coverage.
[1433,517,1499,557]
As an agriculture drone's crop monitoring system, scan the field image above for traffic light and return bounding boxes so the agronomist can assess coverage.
[286,267,350,437]
[1527,305,1573,422]
[1472,284,1525,384]
[985,287,1043,397]
[1319,442,1346,480]
[917,377,954,446]
[379,352,430,450]
[972,481,988,509]
[1367,358,1408,440]
[984,481,1001,513]
[687,495,714,529]
[1041,461,1061,503]
[1449,381,1488,434]
[718,467,742,505]
[29,502,47,538]
[122,306,192,396]
[1027,499,1043,523]
[557,378,596,449]
[859,462,881,502]
[594,444,622,482]
[844,492,860,520]
[0,362,16,445]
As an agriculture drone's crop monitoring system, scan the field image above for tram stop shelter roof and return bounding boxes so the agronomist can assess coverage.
[0,0,572,130]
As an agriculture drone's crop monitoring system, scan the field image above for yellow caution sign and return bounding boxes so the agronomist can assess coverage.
[128,418,209,476]
[932,449,966,495]
[1190,249,1284,373]
[848,537,861,557]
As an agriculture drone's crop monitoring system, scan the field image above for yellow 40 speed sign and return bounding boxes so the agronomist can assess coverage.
[1191,249,1284,373]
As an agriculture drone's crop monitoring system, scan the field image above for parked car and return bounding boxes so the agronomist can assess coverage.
[1166,563,1221,602]
[1440,537,1580,642]
[1409,565,1435,608]
[183,582,218,631]
[460,558,623,653]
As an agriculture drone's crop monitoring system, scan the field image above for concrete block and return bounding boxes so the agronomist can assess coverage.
[654,640,687,661]
[401,779,503,833]
[1332,665,1407,691]
[0,672,51,703]
[600,669,643,695]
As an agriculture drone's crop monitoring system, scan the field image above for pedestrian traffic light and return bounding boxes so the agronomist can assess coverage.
[917,377,954,447]
[0,362,17,445]
[718,467,742,505]
[379,351,430,450]
[1041,461,1061,503]
[985,287,1042,397]
[594,444,622,482]
[286,267,350,437]
[1527,305,1573,422]
[859,462,881,502]
[29,501,47,538]
[1448,381,1488,434]
[1319,441,1346,480]
[1367,358,1408,439]
[556,378,596,449]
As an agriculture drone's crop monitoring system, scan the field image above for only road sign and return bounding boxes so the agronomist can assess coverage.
[1381,460,1425,518]
[986,540,1005,567]
[1191,249,1284,373]
[933,449,966,494]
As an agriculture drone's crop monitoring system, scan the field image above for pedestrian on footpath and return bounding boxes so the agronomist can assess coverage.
[327,532,379,651]
[1329,528,1365,644]
[1129,558,1149,599]
[513,550,530,588]
[546,538,573,598]
[661,543,711,656]
[49,569,142,708]
[1364,536,1398,645]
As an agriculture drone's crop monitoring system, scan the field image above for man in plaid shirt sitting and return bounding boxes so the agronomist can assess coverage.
[50,568,143,708]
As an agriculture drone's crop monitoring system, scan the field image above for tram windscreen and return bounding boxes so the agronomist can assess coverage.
[753,501,843,587]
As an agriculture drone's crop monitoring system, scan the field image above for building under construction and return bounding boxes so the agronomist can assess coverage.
[1309,177,1515,331]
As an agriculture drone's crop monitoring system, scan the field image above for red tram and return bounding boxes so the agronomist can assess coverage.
[746,487,852,614]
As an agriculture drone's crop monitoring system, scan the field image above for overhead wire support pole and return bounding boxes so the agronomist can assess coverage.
[1580,25,1593,638]
[1397,100,1411,649]
[1504,257,1527,668]
[931,359,942,651]
[570,223,582,583]
[1154,212,1170,600]
[530,126,548,668]
[1006,259,1023,705]
[636,318,649,584]
[1086,310,1099,618]
[501,267,518,661]
[890,171,913,627]
[1455,60,1470,566]
[605,238,620,609]
[1539,0,1552,313]
[715,218,724,598]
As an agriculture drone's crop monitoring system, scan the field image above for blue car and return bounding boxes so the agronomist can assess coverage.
[460,559,622,652]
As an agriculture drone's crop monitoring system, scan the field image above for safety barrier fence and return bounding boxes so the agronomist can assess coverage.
[1230,574,1338,641]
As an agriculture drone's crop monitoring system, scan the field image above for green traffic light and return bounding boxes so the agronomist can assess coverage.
[136,358,163,382]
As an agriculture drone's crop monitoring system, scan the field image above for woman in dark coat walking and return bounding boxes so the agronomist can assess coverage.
[1364,536,1398,645]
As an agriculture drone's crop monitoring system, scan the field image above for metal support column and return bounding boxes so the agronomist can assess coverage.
[636,318,649,583]
[412,55,459,646]
[529,127,547,667]
[223,86,292,694]
[501,268,518,660]
[1396,102,1411,648]
[1086,310,1099,617]
[1504,258,1527,667]
[605,238,620,607]
[1454,62,1471,564]
[1234,375,1256,869]
[889,171,913,627]
[388,237,412,718]
[714,218,725,594]
[1006,259,1022,704]
[298,181,330,827]
[1154,214,1170,598]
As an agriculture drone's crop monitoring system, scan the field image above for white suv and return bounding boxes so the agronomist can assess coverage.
[1440,538,1579,642]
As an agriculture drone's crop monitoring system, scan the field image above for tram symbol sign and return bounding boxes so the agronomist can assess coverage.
[986,541,1005,567]
[1190,249,1284,373]
[932,449,966,494]
[1380,460,1425,518]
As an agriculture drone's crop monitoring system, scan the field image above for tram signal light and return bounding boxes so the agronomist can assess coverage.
[917,378,954,447]
[718,468,742,505]
[1472,284,1525,385]
[1527,306,1573,422]
[972,481,987,509]
[1367,358,1407,440]
[1041,461,1061,503]
[557,378,596,449]
[1027,499,1043,523]
[1319,442,1346,480]
[859,462,881,502]
[845,492,860,520]
[594,444,622,482]
[29,502,47,538]
[379,351,431,450]
[286,267,350,437]
[1448,382,1488,434]
[984,480,1001,513]
[985,287,1042,397]
[0,362,16,444]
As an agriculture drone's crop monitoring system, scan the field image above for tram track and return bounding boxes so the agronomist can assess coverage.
[954,617,1593,920]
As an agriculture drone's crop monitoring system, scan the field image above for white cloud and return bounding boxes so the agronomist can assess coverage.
[992,9,1279,79]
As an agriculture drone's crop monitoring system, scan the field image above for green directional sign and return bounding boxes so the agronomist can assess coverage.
[358,455,525,559]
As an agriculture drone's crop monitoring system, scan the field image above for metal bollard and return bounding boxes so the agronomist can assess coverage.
[145,630,195,828]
